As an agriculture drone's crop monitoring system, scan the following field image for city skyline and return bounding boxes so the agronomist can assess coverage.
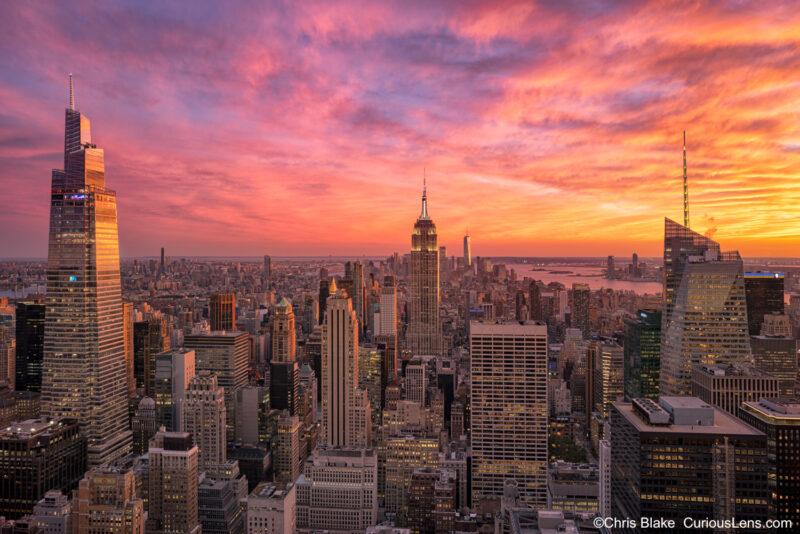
[3,2,800,258]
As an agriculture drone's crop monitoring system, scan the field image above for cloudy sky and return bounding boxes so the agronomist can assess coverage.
[2,0,799,258]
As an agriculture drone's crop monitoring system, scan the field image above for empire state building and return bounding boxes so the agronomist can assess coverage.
[406,181,442,356]
[41,76,132,467]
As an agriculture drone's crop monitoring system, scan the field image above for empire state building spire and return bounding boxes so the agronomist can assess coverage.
[420,175,429,220]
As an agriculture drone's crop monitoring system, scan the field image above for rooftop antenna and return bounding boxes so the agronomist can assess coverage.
[683,130,689,228]
[69,73,75,111]
[420,168,429,219]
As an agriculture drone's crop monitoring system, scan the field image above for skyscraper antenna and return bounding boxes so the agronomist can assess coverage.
[683,130,689,228]
[69,73,75,111]
[420,169,429,219]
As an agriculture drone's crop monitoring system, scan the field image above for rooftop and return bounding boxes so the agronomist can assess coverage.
[613,399,762,436]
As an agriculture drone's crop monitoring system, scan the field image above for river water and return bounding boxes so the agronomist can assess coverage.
[508,263,662,295]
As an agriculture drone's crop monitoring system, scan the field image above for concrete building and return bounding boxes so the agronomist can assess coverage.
[209,293,236,332]
[692,363,780,416]
[147,431,200,534]
[546,461,599,514]
[153,348,195,431]
[296,447,377,533]
[246,483,296,534]
[30,491,70,534]
[71,463,144,534]
[182,371,226,470]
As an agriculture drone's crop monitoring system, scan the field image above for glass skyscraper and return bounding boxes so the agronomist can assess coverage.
[623,309,661,400]
[41,77,132,467]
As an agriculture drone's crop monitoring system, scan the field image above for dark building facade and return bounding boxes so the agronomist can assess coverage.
[611,397,768,533]
[739,398,800,523]
[14,302,45,392]
[623,309,661,400]
[0,417,87,519]
[270,361,298,415]
[744,273,784,336]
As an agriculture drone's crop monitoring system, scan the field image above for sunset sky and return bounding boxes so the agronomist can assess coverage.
[2,1,800,258]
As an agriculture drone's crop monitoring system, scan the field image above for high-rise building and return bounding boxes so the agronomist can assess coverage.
[41,82,132,467]
[375,275,398,396]
[160,247,165,273]
[147,431,201,534]
[405,361,426,406]
[660,251,751,396]
[30,491,71,534]
[593,341,624,419]
[739,398,800,524]
[154,348,196,431]
[131,397,157,455]
[744,272,784,336]
[470,321,548,507]
[529,281,543,322]
[182,371,227,470]
[408,468,456,534]
[14,301,44,392]
[623,309,661,400]
[571,284,590,339]
[662,218,720,327]
[133,314,170,396]
[546,461,600,514]
[210,294,236,332]
[71,462,145,534]
[0,328,13,390]
[185,331,250,441]
[271,298,296,363]
[122,302,135,397]
[606,255,615,279]
[318,278,330,326]
[463,231,471,269]
[610,397,768,526]
[358,346,382,427]
[691,364,779,416]
[274,414,301,485]
[0,417,86,519]
[264,255,272,279]
[198,475,245,534]
[345,261,365,338]
[384,435,440,518]
[295,447,378,532]
[235,385,269,446]
[246,483,296,534]
[321,285,371,447]
[406,182,442,356]
[750,334,798,397]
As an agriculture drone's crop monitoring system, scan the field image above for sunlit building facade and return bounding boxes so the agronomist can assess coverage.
[470,320,548,506]
[41,79,132,467]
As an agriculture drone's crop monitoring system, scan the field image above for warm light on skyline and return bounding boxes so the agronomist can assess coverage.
[2,1,800,258]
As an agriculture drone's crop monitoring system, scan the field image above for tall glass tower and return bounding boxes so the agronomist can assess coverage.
[406,181,442,356]
[41,76,132,467]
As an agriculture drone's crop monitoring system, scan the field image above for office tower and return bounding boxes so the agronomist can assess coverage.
[623,309,661,400]
[270,361,299,415]
[691,364,780,416]
[30,491,71,534]
[154,348,195,431]
[439,246,448,277]
[740,398,800,523]
[375,275,398,392]
[405,361,426,406]
[41,82,131,467]
[182,372,227,470]
[660,251,751,396]
[147,431,201,534]
[744,272,784,335]
[185,331,249,441]
[71,463,145,534]
[439,450,469,509]
[263,255,272,279]
[606,255,615,279]
[345,261,365,338]
[384,435,440,518]
[210,293,236,331]
[662,218,720,326]
[298,363,318,421]
[546,462,600,513]
[463,231,471,269]
[527,281,542,322]
[133,314,170,396]
[131,397,157,455]
[750,334,798,397]
[318,278,330,325]
[122,302,135,397]
[295,447,378,532]
[0,329,13,389]
[321,286,371,447]
[470,321,548,506]
[610,397,768,525]
[406,182,442,356]
[271,298,295,363]
[632,252,640,277]
[160,246,165,272]
[0,418,86,519]
[274,414,301,485]
[246,483,296,534]
[235,386,269,446]
[358,346,382,426]
[570,284,590,339]
[198,475,245,534]
[14,301,44,392]
[407,468,455,534]
[592,341,624,419]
